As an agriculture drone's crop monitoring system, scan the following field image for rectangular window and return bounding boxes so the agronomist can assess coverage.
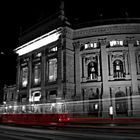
[4,94,7,101]
[84,42,98,49]
[21,67,28,87]
[49,46,57,53]
[33,62,41,85]
[48,58,57,82]
[32,52,42,86]
[110,40,123,47]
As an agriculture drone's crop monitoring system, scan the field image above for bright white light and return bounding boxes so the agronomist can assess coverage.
[90,43,93,48]
[9,105,12,109]
[3,101,6,105]
[93,42,97,48]
[109,106,113,115]
[15,29,61,56]
[85,44,88,49]
[22,105,26,111]
[136,40,139,46]
[95,103,98,110]
[29,91,41,102]
[51,103,55,107]
[110,40,123,46]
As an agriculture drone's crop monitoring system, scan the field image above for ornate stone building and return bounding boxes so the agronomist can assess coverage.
[14,14,140,118]
[3,85,17,106]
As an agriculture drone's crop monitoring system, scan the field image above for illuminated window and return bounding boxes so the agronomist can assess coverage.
[33,62,41,85]
[84,42,98,49]
[93,42,98,48]
[32,52,42,86]
[21,67,28,87]
[49,46,57,53]
[36,52,42,57]
[113,60,124,78]
[110,40,123,47]
[48,58,57,82]
[48,46,57,53]
[88,61,98,80]
[136,40,140,46]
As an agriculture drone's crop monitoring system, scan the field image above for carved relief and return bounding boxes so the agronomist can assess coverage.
[108,51,130,80]
[81,52,101,81]
[74,25,140,39]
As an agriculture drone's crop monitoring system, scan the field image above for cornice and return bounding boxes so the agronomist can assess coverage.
[73,24,140,39]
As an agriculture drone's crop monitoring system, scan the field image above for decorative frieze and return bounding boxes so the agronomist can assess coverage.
[74,24,140,39]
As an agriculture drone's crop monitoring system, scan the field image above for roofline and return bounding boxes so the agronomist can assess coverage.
[72,18,140,29]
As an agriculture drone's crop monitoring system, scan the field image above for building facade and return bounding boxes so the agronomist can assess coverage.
[14,16,140,118]
[3,85,17,106]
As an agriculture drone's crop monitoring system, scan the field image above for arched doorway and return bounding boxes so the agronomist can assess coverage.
[88,88,99,117]
[115,91,128,116]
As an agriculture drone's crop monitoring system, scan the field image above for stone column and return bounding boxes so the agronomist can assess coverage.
[41,51,46,103]
[136,54,140,74]
[110,87,116,117]
[98,87,103,117]
[128,39,139,116]
[123,53,126,75]
[126,86,132,116]
[109,52,113,78]
[27,56,32,103]
[73,41,81,99]
[100,39,110,117]
[108,52,111,76]
[16,58,20,91]
[124,52,129,75]
[97,53,101,77]
[57,37,64,98]
[81,56,86,82]
[128,39,138,94]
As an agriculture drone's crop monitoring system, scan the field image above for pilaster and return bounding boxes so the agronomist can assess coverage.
[27,56,32,102]
[41,51,46,102]
[100,38,110,117]
[128,39,138,95]
[57,37,64,98]
[73,41,81,99]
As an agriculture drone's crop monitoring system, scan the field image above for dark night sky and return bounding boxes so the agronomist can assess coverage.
[1,0,140,52]
[0,0,140,85]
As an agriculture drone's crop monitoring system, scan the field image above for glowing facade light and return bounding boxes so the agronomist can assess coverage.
[109,106,113,115]
[29,91,41,102]
[9,105,12,109]
[95,103,98,110]
[15,28,61,56]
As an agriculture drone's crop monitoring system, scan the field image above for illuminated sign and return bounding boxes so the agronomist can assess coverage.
[15,28,61,56]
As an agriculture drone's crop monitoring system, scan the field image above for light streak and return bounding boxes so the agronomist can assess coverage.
[15,28,61,56]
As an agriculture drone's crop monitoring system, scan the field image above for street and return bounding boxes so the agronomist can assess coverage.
[0,124,140,140]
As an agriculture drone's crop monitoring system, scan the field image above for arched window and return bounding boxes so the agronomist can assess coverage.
[88,61,98,80]
[115,91,128,116]
[113,60,124,78]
